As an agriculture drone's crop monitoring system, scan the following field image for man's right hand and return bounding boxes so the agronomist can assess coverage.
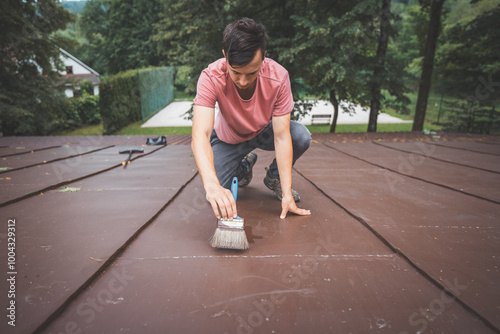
[205,183,238,219]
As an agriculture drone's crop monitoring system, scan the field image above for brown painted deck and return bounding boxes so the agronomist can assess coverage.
[0,132,499,334]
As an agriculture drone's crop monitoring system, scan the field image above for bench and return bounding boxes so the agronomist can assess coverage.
[311,114,332,125]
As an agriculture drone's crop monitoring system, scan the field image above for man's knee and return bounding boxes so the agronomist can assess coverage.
[291,122,311,152]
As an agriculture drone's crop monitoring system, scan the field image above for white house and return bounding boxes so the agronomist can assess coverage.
[59,48,100,97]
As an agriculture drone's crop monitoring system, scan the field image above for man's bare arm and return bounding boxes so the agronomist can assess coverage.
[191,105,237,219]
[272,114,311,219]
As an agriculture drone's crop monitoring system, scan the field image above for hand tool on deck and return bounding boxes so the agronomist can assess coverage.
[119,147,144,168]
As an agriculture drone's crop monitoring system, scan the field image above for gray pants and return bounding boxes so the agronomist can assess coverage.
[210,120,311,189]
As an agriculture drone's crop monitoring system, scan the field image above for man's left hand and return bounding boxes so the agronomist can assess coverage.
[280,195,311,219]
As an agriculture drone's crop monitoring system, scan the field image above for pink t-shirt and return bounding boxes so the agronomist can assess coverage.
[194,57,294,144]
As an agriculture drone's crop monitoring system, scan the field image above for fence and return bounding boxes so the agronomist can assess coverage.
[138,66,175,122]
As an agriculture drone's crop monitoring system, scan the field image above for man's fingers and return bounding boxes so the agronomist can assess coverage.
[209,200,221,219]
[215,189,237,219]
[225,188,238,218]
[206,186,238,219]
[293,208,311,216]
[280,200,311,219]
[223,196,235,219]
[280,207,288,220]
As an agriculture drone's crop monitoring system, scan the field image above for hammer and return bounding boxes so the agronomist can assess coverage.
[119,147,144,168]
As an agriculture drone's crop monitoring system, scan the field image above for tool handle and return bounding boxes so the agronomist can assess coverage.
[231,177,238,202]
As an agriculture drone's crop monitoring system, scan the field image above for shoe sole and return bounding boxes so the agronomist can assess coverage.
[264,173,300,202]
[239,153,258,187]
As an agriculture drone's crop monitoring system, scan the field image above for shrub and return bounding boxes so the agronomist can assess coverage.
[444,101,500,135]
[80,80,94,95]
[49,98,82,133]
[75,93,100,125]
[48,93,100,134]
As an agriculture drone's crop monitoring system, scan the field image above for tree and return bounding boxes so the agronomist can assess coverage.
[412,0,446,132]
[437,3,500,100]
[154,0,226,92]
[154,0,411,130]
[368,0,392,132]
[154,0,315,120]
[0,0,73,135]
[283,0,372,132]
[75,0,162,75]
[72,0,112,75]
[107,0,162,74]
[437,4,500,134]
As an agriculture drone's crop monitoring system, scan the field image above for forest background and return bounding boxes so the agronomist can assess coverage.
[1,0,499,135]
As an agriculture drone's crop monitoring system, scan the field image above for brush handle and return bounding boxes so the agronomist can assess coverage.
[231,177,238,202]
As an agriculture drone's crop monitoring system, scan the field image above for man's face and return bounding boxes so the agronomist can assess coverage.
[224,49,264,91]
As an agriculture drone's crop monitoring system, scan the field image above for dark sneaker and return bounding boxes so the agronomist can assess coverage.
[263,167,300,202]
[239,152,258,187]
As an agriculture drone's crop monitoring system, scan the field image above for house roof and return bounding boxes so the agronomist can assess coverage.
[59,47,100,77]
[63,73,100,85]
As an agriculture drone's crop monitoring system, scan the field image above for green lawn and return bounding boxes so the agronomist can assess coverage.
[57,123,104,136]
[306,122,442,133]
[61,91,450,136]
[382,91,458,125]
[62,121,444,136]
[116,121,193,135]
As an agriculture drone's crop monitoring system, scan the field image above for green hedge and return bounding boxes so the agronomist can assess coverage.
[99,67,175,135]
[99,70,141,135]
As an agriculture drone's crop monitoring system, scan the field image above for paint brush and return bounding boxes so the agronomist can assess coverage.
[209,177,249,250]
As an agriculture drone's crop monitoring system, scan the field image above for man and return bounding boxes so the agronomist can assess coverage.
[191,17,311,220]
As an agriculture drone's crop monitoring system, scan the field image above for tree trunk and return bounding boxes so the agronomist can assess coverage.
[329,89,339,133]
[412,0,446,132]
[368,0,391,133]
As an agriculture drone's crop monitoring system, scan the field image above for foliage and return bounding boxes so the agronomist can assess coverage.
[99,66,175,135]
[443,101,500,135]
[49,93,101,133]
[59,1,88,14]
[49,98,82,133]
[5,0,498,135]
[154,0,320,121]
[174,66,192,95]
[0,0,73,135]
[80,79,94,95]
[435,2,500,134]
[72,0,162,75]
[154,0,230,92]
[99,69,141,134]
[282,0,411,132]
[74,93,100,125]
[437,4,500,100]
[107,0,162,74]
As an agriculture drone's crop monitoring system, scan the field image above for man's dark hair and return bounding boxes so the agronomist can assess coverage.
[222,17,267,67]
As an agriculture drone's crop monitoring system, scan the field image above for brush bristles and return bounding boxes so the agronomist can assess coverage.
[210,228,249,250]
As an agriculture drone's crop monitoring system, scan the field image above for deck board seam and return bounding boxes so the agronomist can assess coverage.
[373,141,500,175]
[429,141,500,157]
[0,145,62,158]
[294,166,500,333]
[0,145,167,208]
[324,142,500,206]
[32,171,199,334]
[0,145,115,175]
